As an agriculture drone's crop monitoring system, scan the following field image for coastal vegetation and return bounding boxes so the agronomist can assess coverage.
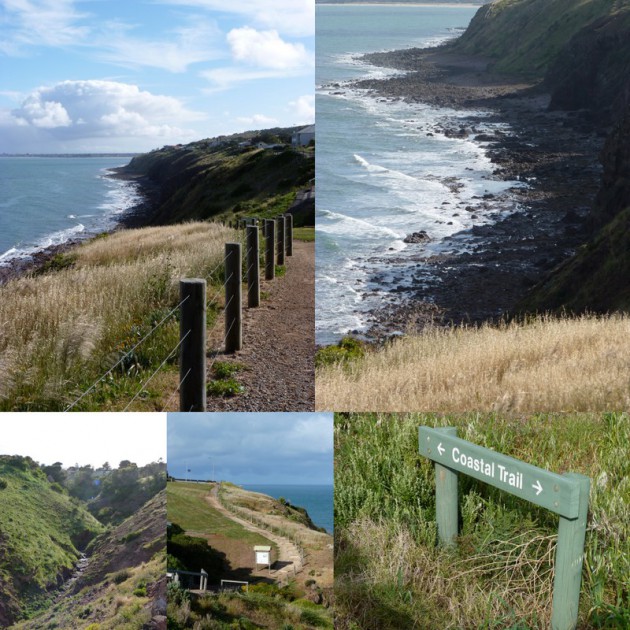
[335,412,629,629]
[317,0,630,410]
[316,313,630,411]
[0,457,166,627]
[167,481,333,629]
[0,221,233,411]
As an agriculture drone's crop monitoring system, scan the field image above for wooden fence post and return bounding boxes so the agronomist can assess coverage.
[179,278,206,412]
[246,225,260,308]
[265,219,275,280]
[225,243,242,352]
[277,215,286,266]
[434,427,459,547]
[285,213,293,256]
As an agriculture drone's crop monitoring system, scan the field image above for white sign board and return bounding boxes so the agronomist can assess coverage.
[255,551,270,565]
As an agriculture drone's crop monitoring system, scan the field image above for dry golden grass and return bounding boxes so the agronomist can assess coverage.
[316,314,630,412]
[0,221,236,410]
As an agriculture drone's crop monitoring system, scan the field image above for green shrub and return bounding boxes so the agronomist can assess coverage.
[207,379,244,397]
[112,569,130,584]
[315,336,366,368]
[0,479,7,490]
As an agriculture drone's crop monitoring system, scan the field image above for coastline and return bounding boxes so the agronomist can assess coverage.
[334,47,604,339]
[0,164,157,286]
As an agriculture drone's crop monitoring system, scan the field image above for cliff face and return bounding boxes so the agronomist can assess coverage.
[121,128,315,227]
[450,0,630,314]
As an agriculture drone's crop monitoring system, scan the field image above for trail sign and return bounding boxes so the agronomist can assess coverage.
[418,426,590,630]
[419,426,580,518]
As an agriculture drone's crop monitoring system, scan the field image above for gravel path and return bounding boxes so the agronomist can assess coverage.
[207,240,314,411]
[205,485,303,583]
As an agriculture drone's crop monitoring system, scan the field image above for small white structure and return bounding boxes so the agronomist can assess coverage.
[292,125,315,146]
[254,545,272,571]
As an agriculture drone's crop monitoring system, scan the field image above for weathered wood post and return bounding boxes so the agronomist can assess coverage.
[179,278,207,412]
[277,215,286,266]
[285,213,293,256]
[265,219,275,280]
[225,243,242,352]
[551,473,590,630]
[246,225,260,308]
[434,426,459,547]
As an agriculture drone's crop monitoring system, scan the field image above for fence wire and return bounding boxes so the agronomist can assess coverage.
[160,367,192,412]
[64,294,190,411]
[123,328,191,411]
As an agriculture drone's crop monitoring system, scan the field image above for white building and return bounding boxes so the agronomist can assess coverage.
[292,125,315,146]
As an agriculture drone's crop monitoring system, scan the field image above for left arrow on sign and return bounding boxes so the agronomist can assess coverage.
[437,443,445,456]
[532,480,543,496]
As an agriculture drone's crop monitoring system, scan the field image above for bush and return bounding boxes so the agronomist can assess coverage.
[207,379,244,397]
[315,336,366,368]
[112,570,130,584]
[0,479,7,490]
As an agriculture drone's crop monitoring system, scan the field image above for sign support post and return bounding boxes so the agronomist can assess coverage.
[419,425,590,630]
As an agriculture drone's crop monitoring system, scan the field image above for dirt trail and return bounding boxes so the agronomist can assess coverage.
[207,239,314,411]
[204,484,303,584]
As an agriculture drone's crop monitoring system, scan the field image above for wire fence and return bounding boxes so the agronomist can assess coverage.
[64,215,294,412]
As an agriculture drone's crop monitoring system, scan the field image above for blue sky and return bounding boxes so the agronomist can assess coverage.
[167,413,333,485]
[0,0,314,153]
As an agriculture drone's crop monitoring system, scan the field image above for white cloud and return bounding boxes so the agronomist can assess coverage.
[200,66,306,93]
[2,80,204,151]
[157,0,314,37]
[96,18,225,73]
[236,114,279,126]
[0,0,90,54]
[227,27,312,70]
[288,94,314,123]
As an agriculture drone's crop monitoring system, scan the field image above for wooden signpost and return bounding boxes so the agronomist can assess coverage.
[419,426,590,630]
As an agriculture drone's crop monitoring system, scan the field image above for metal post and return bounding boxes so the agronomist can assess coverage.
[246,225,260,308]
[277,215,286,266]
[179,279,206,412]
[551,473,590,630]
[435,427,459,547]
[265,219,275,280]
[225,243,242,352]
[285,213,293,256]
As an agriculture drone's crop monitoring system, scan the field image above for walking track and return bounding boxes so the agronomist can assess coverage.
[207,239,315,411]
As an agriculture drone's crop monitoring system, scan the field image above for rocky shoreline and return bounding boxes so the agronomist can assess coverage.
[336,48,605,339]
[0,167,157,286]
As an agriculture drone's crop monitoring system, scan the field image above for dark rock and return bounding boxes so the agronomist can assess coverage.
[403,231,431,244]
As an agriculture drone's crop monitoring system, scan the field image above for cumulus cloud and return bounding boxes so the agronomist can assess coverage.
[227,27,312,70]
[2,80,204,151]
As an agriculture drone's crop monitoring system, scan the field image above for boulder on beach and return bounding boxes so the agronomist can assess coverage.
[403,231,431,244]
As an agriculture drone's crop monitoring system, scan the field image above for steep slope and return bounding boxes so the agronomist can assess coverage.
[0,456,104,626]
[15,490,167,630]
[118,127,315,227]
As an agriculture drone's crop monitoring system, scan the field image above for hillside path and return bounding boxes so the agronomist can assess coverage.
[203,485,303,584]
[207,239,314,411]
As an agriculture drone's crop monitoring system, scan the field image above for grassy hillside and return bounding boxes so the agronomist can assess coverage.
[0,221,234,411]
[121,129,314,226]
[15,490,167,630]
[167,482,334,629]
[335,412,629,629]
[449,0,630,78]
[316,314,630,412]
[0,456,104,626]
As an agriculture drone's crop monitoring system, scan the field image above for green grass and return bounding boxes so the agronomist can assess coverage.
[166,482,272,546]
[335,413,630,629]
[0,457,104,623]
[293,227,315,242]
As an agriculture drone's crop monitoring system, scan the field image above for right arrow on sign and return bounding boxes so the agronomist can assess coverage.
[532,480,543,496]
[437,443,445,456]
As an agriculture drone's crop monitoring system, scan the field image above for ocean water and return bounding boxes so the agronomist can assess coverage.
[242,484,333,533]
[315,4,523,344]
[0,156,142,267]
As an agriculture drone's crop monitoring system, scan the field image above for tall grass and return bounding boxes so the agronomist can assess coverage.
[335,413,630,629]
[0,221,236,410]
[317,315,630,412]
